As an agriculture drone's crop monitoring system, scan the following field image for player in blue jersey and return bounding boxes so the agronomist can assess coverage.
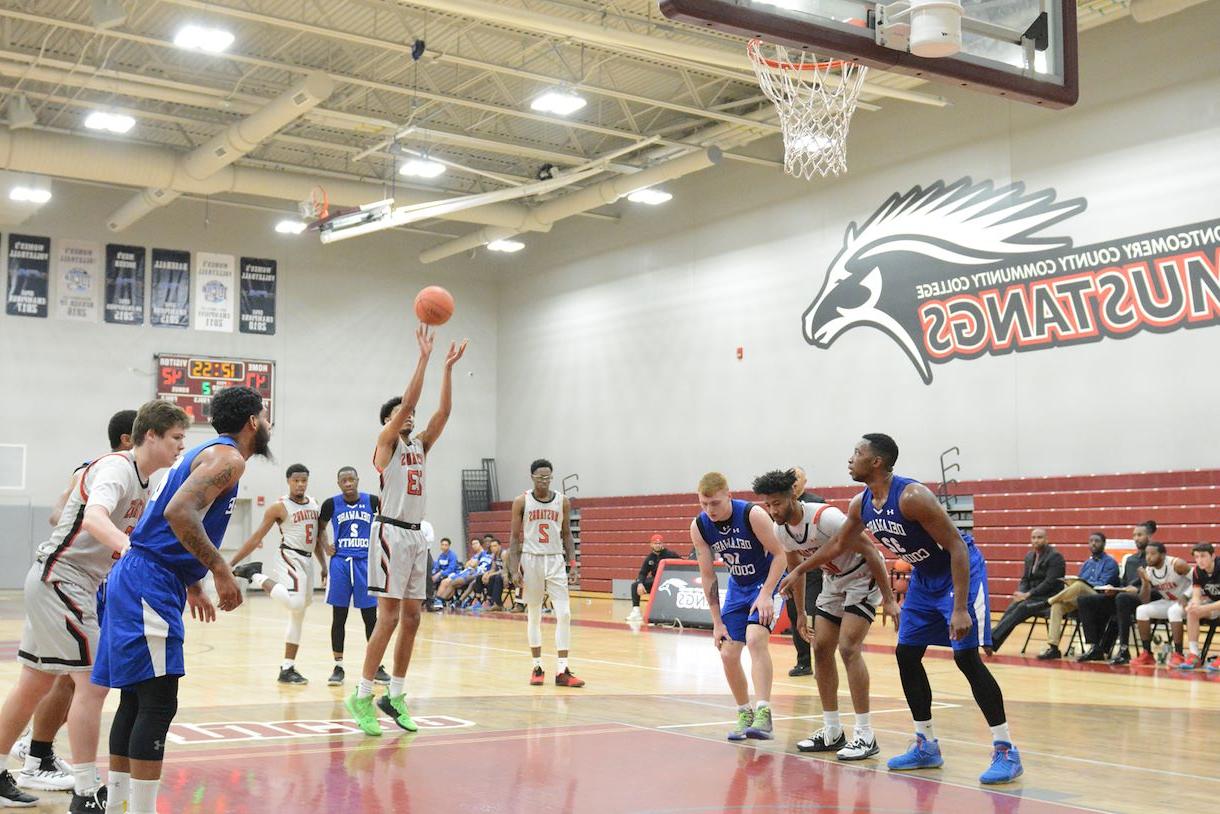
[318,466,389,687]
[689,472,787,742]
[827,433,1022,784]
[93,386,271,814]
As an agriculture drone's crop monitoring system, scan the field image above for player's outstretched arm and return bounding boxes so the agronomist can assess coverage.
[165,445,246,612]
[375,324,435,470]
[900,482,970,639]
[417,338,467,454]
[507,494,526,581]
[691,519,727,647]
[228,503,283,567]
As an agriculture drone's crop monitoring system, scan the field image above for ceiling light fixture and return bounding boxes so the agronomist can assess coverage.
[626,188,673,205]
[487,239,525,253]
[530,89,587,116]
[10,187,52,204]
[275,219,308,234]
[400,158,446,178]
[84,111,135,133]
[173,24,235,53]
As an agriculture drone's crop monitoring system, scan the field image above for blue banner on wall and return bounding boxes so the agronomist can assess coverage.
[150,248,191,328]
[5,234,50,318]
[104,244,145,325]
[239,257,276,335]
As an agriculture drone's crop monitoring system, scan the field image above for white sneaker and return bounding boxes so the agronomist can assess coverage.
[7,733,29,763]
[16,763,73,791]
[836,733,880,761]
[626,607,642,621]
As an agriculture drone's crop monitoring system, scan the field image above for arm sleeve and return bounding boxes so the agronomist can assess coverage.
[318,498,334,527]
[370,494,380,514]
[1030,551,1066,597]
[83,456,131,514]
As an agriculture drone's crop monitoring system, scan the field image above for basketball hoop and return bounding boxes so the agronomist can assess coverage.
[298,185,329,221]
[747,38,869,179]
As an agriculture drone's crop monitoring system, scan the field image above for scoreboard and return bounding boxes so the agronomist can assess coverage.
[155,353,275,426]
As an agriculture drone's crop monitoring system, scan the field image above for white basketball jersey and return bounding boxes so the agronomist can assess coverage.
[1147,557,1192,602]
[523,490,564,555]
[278,495,321,554]
[774,501,863,578]
[378,437,426,523]
[38,452,149,589]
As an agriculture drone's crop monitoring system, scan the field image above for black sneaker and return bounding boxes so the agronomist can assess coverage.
[233,561,263,581]
[1036,645,1062,661]
[278,666,308,685]
[69,786,107,813]
[796,728,847,753]
[0,769,37,807]
[1109,649,1131,666]
[1076,646,1107,663]
[788,663,812,677]
[374,666,391,685]
[327,665,345,686]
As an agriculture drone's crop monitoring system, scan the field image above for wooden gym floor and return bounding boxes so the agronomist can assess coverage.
[0,591,1215,813]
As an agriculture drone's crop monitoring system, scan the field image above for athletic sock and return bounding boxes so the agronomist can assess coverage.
[823,710,841,737]
[73,763,97,794]
[532,657,542,670]
[1190,641,1201,656]
[105,771,129,814]
[557,657,568,673]
[854,713,872,740]
[356,678,374,699]
[1141,639,1152,654]
[756,699,770,711]
[281,659,294,671]
[1175,644,1184,655]
[28,739,53,760]
[737,703,752,713]
[251,573,268,589]
[915,719,935,741]
[129,778,159,814]
[990,722,1012,745]
[389,676,405,697]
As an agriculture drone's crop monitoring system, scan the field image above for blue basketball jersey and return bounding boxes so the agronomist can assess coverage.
[696,499,771,587]
[861,474,971,576]
[129,436,240,585]
[329,492,375,558]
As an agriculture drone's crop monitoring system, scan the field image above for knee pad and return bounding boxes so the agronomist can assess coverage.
[129,677,179,762]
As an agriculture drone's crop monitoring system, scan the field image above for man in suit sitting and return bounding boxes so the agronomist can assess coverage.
[989,528,1065,652]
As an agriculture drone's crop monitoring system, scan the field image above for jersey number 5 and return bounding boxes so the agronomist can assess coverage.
[407,470,422,496]
[538,524,550,544]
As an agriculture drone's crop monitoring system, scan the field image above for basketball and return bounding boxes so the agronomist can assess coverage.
[414,285,454,325]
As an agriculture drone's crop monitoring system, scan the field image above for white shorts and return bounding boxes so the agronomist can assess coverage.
[273,548,315,607]
[18,563,99,673]
[1136,598,1186,623]
[368,522,428,601]
[816,567,882,623]
[522,552,568,607]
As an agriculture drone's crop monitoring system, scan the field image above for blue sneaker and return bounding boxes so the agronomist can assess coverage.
[886,734,944,771]
[979,742,1024,785]
[1205,657,1220,673]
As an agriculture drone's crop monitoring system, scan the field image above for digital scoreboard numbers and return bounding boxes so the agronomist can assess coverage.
[155,353,274,426]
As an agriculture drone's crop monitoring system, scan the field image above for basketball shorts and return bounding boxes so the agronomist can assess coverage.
[18,563,100,673]
[272,547,314,607]
[816,568,882,624]
[92,550,187,689]
[367,522,428,601]
[897,545,991,651]
[1136,598,1187,623]
[327,555,376,609]
[453,568,478,583]
[721,578,783,644]
[522,552,568,607]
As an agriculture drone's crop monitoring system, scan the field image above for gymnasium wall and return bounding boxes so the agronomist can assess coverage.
[0,185,496,578]
[495,8,1220,499]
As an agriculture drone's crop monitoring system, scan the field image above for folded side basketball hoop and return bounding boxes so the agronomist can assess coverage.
[748,39,869,180]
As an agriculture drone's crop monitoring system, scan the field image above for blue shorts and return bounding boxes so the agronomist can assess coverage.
[453,568,477,583]
[327,555,377,609]
[898,546,992,651]
[92,551,187,689]
[721,579,783,644]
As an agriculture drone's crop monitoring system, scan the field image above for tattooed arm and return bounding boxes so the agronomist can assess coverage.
[165,445,247,612]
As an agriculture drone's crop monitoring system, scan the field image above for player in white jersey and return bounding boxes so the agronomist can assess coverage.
[231,464,324,685]
[1131,541,1194,666]
[755,469,897,761]
[0,400,188,811]
[347,324,467,737]
[508,459,584,688]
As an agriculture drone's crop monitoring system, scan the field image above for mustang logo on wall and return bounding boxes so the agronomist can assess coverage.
[802,177,1220,383]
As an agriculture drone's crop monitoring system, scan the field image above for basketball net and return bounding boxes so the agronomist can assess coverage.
[748,39,868,179]
[299,185,329,221]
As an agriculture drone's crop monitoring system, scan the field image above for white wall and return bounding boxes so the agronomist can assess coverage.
[0,185,495,564]
[494,8,1220,497]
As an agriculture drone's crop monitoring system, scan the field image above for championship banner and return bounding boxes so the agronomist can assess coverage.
[193,252,235,333]
[150,248,191,328]
[239,257,276,335]
[104,244,145,325]
[54,240,102,322]
[5,234,50,318]
[645,559,790,634]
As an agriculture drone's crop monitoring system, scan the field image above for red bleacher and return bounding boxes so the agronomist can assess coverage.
[466,470,1220,611]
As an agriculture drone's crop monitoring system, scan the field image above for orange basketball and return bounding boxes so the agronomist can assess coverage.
[414,285,454,326]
